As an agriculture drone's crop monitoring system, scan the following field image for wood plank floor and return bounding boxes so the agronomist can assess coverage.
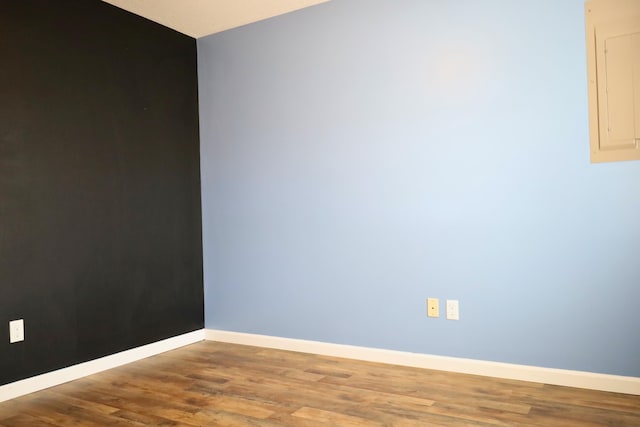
[0,341,638,426]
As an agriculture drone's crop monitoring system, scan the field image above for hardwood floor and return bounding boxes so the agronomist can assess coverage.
[0,341,638,426]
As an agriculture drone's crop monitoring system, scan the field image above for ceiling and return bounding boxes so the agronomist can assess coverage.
[101,0,331,38]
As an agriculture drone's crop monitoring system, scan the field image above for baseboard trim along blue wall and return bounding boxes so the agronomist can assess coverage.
[2,330,637,402]
[205,330,640,396]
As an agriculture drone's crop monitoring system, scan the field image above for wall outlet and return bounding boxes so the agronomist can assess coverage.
[9,319,24,343]
[446,300,459,320]
[427,298,439,318]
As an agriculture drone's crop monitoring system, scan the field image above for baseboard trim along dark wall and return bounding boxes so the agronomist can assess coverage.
[0,0,203,386]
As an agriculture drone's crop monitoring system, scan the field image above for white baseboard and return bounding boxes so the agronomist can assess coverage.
[205,329,640,396]
[3,328,637,403]
[0,329,205,403]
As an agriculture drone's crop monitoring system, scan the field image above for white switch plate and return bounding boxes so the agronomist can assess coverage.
[9,319,24,343]
[446,300,459,320]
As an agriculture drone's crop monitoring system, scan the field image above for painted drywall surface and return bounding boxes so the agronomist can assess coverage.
[0,1,203,386]
[198,0,640,377]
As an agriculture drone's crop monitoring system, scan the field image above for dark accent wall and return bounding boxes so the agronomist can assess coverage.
[0,1,203,386]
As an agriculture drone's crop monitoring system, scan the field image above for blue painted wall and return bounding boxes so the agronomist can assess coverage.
[198,0,640,377]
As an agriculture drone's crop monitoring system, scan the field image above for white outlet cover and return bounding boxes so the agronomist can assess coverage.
[9,319,24,343]
[446,300,459,320]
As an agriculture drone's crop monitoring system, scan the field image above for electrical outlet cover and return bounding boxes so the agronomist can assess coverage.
[446,300,459,320]
[9,319,24,343]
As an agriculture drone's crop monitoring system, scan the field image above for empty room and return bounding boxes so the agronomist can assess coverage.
[1,0,639,425]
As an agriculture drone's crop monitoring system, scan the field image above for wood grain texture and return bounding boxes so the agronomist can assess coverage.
[0,341,638,426]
